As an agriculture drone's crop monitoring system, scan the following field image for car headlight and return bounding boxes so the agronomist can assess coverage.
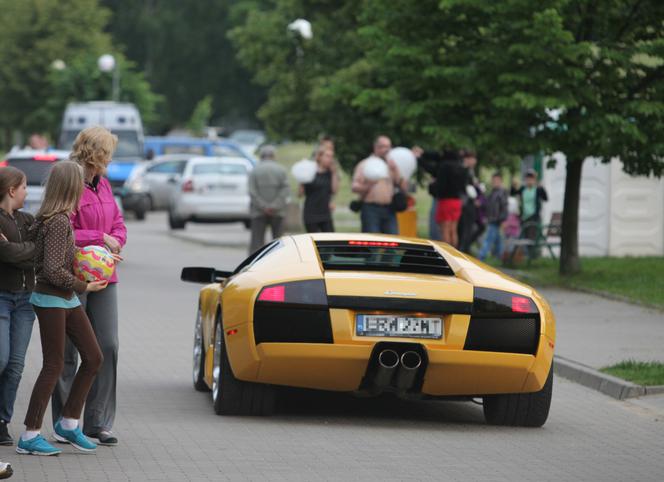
[127,178,145,193]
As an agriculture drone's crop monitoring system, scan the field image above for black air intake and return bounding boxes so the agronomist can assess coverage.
[463,317,540,355]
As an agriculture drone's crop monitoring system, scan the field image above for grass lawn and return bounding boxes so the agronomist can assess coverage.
[496,256,664,309]
[601,360,664,386]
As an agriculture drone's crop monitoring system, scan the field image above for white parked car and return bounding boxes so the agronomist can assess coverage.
[1,149,70,214]
[168,156,253,230]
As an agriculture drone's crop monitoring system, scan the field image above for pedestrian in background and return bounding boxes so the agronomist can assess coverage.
[511,168,548,255]
[411,146,441,241]
[457,150,479,253]
[53,126,126,447]
[248,145,290,253]
[0,167,35,447]
[479,172,508,261]
[418,149,468,247]
[351,135,406,234]
[18,161,107,456]
[299,145,339,233]
[502,196,522,263]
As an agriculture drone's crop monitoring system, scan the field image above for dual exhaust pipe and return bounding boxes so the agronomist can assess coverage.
[374,349,422,392]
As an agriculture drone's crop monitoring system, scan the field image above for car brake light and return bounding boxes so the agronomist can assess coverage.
[348,241,400,247]
[258,285,285,302]
[182,179,194,192]
[0,160,7,167]
[33,154,58,162]
[511,296,533,313]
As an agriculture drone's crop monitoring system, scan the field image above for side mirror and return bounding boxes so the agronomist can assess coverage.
[181,267,233,284]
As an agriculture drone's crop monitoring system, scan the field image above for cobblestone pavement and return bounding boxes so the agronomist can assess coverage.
[2,214,663,481]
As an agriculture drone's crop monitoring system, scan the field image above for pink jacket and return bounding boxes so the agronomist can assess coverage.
[71,176,127,283]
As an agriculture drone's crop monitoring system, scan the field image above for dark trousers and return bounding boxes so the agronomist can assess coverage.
[52,284,118,434]
[458,200,477,253]
[249,214,284,253]
[24,306,102,429]
[305,219,335,233]
[360,203,398,234]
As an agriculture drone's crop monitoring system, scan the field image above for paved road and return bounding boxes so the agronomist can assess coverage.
[2,213,663,481]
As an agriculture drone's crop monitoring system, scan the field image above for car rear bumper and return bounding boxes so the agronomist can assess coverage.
[173,196,250,220]
[231,334,554,396]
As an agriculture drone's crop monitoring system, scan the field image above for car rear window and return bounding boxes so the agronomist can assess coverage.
[193,163,247,175]
[315,241,454,276]
[5,157,61,186]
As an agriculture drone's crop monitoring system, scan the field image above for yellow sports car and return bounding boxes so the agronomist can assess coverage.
[181,233,555,426]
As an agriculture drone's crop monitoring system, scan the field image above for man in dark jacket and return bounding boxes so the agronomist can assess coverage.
[479,172,508,261]
[511,169,549,255]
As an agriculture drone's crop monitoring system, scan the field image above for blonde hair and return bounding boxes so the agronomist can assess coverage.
[36,161,84,220]
[70,126,118,172]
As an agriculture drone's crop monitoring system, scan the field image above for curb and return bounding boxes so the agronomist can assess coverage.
[553,355,664,400]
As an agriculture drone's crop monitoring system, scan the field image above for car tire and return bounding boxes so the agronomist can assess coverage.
[193,306,209,392]
[168,209,186,230]
[483,362,553,427]
[211,317,275,416]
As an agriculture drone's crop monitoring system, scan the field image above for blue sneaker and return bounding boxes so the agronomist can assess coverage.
[16,434,61,456]
[53,421,97,453]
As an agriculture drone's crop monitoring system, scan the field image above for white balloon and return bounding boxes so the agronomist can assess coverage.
[291,159,317,184]
[388,147,417,179]
[363,156,390,181]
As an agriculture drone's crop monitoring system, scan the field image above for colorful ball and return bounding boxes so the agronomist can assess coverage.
[73,245,116,282]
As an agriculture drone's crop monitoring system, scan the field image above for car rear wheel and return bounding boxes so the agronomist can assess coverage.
[193,306,209,392]
[168,209,186,230]
[483,363,553,427]
[211,317,275,416]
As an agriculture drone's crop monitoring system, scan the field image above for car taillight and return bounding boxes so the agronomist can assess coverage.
[512,296,533,313]
[258,285,285,302]
[0,160,7,167]
[348,240,400,247]
[472,287,538,315]
[256,279,327,306]
[182,179,194,192]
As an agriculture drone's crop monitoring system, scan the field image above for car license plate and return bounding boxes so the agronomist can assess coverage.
[355,314,443,339]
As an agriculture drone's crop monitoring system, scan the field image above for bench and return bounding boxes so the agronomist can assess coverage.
[506,212,562,266]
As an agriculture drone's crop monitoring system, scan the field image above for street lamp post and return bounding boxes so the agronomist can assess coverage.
[98,54,120,102]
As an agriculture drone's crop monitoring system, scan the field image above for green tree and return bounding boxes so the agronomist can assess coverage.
[186,95,214,136]
[233,0,664,275]
[0,0,112,145]
[102,0,267,132]
[229,1,392,165]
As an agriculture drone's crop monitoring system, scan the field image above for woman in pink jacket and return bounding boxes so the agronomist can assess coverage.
[52,126,127,446]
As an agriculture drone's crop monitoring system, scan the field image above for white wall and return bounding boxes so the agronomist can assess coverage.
[541,154,664,256]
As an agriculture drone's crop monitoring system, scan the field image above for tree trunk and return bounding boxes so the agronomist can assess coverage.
[559,157,584,276]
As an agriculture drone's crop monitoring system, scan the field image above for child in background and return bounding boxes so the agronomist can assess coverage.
[479,172,508,261]
[502,196,521,264]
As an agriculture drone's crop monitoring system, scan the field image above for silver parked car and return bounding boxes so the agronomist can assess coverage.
[167,156,253,230]
[124,155,191,211]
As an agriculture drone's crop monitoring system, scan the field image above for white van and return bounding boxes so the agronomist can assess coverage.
[58,101,144,159]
